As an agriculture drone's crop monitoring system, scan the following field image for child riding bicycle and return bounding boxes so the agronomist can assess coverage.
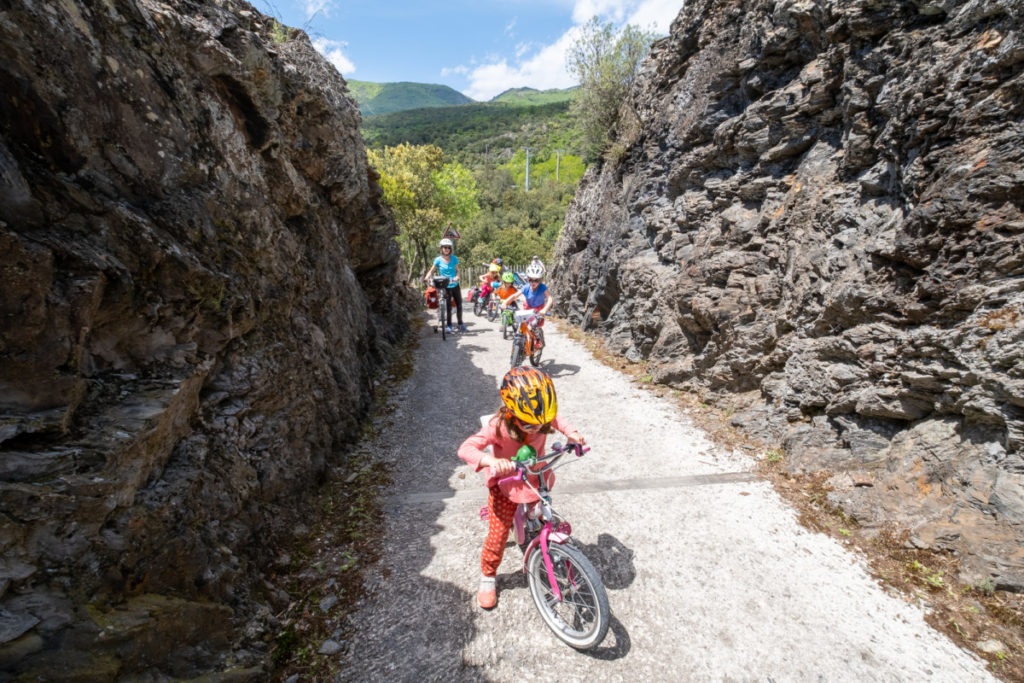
[457,367,585,609]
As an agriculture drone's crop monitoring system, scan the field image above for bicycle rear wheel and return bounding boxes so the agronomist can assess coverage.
[526,542,609,650]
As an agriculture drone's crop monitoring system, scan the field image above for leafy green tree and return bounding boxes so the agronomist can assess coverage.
[567,17,658,163]
[368,144,479,280]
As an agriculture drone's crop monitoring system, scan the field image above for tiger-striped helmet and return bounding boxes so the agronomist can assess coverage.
[499,367,557,425]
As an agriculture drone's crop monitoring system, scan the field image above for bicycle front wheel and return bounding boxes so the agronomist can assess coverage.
[510,337,524,367]
[526,542,609,650]
[439,298,447,340]
[529,329,543,366]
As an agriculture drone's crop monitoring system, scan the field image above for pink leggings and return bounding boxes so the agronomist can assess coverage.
[481,486,517,577]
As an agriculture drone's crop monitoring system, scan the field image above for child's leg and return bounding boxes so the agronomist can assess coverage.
[481,487,517,577]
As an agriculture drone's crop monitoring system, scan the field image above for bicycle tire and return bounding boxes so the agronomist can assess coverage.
[473,297,484,317]
[510,336,524,367]
[487,301,498,322]
[439,296,447,341]
[526,542,609,650]
[528,327,544,366]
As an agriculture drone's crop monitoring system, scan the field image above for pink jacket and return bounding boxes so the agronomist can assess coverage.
[458,414,579,501]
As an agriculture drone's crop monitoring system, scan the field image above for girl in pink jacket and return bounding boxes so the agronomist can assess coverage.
[457,366,585,609]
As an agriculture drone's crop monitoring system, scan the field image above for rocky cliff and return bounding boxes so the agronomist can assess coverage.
[552,0,1024,590]
[1,0,410,677]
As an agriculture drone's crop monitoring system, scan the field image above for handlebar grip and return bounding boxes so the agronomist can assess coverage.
[490,466,525,486]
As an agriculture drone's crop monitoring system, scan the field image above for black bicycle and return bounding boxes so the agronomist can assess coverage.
[431,276,450,340]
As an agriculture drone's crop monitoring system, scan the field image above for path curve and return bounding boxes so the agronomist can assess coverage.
[336,310,993,682]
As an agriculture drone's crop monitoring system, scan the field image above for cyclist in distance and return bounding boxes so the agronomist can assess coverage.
[502,260,552,317]
[457,367,585,609]
[495,271,518,310]
[478,262,501,306]
[423,238,466,333]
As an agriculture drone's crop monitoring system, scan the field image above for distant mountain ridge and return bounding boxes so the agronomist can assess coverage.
[490,86,577,105]
[346,80,473,116]
[346,81,577,116]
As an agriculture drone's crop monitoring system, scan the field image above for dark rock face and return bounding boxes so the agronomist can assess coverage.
[1,0,410,677]
[552,0,1024,589]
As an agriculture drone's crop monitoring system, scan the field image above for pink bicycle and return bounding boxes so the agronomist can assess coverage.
[481,442,610,649]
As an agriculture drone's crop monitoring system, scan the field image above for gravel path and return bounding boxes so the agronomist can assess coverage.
[336,310,994,682]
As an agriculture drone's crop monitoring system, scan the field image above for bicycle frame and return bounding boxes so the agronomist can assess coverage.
[498,443,588,602]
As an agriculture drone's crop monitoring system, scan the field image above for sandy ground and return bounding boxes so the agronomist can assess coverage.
[335,311,995,682]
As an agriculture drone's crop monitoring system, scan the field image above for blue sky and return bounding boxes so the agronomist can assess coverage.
[253,0,684,101]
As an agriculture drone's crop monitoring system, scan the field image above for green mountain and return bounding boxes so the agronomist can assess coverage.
[361,100,581,163]
[490,87,577,106]
[347,80,474,116]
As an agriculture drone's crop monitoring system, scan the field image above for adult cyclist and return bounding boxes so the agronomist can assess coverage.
[423,238,467,333]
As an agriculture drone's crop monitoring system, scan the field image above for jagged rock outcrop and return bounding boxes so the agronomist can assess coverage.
[1,0,411,678]
[552,0,1024,589]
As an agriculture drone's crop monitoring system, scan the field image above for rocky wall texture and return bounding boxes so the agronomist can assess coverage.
[0,0,411,678]
[552,0,1024,590]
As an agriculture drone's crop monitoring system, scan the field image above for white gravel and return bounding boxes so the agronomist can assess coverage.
[335,312,995,682]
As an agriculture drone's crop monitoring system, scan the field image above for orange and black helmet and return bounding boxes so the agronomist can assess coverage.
[499,367,557,425]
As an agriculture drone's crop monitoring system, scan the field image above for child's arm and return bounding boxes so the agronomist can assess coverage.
[552,415,585,446]
[458,428,516,475]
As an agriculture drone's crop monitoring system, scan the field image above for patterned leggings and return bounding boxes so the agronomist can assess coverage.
[481,486,518,577]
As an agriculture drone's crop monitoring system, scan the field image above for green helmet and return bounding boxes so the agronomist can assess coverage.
[501,271,515,284]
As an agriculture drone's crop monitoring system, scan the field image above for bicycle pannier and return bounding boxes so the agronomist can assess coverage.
[424,286,439,309]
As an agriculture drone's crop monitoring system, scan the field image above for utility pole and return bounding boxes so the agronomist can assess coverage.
[522,147,531,191]
[555,149,564,182]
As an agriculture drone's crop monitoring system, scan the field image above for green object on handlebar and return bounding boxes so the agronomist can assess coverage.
[513,444,537,464]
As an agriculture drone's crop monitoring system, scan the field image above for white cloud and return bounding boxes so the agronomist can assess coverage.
[441,65,470,77]
[572,0,630,24]
[461,0,679,101]
[303,0,335,19]
[625,0,682,33]
[463,28,581,101]
[312,37,355,75]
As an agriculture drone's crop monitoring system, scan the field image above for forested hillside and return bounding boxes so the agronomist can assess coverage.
[361,100,580,164]
[361,94,587,276]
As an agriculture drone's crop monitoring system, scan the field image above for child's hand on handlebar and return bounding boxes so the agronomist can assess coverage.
[483,455,517,477]
[566,431,586,446]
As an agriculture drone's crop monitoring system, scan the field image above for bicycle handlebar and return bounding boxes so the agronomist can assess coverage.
[493,442,589,486]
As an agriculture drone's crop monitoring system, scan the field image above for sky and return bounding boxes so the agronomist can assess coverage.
[252,0,685,101]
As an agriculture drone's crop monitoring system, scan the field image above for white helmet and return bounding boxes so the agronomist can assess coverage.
[439,238,453,249]
[525,262,544,279]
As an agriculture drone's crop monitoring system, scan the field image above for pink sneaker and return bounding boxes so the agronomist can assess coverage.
[477,577,497,609]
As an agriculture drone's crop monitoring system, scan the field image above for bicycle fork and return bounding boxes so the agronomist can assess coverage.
[522,520,574,602]
[479,504,575,602]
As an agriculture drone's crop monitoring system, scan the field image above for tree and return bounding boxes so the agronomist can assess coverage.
[567,17,658,163]
[368,144,479,280]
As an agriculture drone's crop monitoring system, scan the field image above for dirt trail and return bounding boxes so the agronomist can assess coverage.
[335,311,994,681]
